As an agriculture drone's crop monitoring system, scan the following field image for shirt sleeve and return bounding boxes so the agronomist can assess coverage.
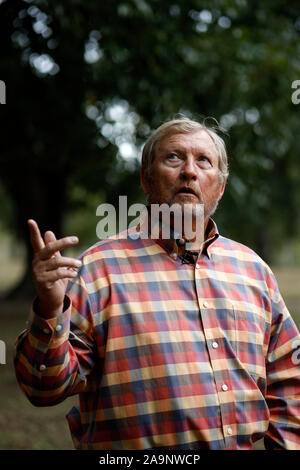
[264,272,300,449]
[14,272,95,407]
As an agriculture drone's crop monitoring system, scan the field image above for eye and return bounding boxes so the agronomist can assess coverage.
[166,153,180,161]
[197,156,211,166]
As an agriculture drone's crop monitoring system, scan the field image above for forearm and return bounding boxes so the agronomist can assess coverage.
[14,296,92,406]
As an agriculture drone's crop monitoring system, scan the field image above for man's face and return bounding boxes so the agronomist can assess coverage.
[141,130,226,222]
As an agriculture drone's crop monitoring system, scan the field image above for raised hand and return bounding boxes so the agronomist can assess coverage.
[28,219,82,319]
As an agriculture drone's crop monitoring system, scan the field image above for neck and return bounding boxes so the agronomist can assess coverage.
[146,204,207,250]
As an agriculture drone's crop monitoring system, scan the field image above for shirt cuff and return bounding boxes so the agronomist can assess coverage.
[28,296,72,345]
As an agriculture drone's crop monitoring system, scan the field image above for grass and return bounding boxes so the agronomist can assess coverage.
[0,255,300,450]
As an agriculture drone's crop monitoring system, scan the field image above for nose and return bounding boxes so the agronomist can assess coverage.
[180,157,198,180]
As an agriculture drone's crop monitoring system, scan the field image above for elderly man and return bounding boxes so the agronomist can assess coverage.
[14,117,300,450]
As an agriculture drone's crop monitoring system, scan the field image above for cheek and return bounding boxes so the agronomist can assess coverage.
[152,167,177,190]
[200,175,222,197]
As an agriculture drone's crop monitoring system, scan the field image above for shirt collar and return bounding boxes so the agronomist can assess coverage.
[135,208,219,261]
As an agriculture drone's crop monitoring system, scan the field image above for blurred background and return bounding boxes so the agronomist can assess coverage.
[1,0,300,450]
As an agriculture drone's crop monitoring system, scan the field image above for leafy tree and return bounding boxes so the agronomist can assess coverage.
[1,0,300,297]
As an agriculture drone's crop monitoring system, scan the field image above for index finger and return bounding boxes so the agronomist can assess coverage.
[28,219,45,253]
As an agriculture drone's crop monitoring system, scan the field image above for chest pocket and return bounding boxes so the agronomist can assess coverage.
[216,302,267,380]
[233,304,266,379]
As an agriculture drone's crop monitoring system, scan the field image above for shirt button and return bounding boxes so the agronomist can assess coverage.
[43,328,50,334]
[203,301,209,308]
[55,325,62,332]
[212,341,219,349]
[227,427,233,435]
[222,384,228,391]
[40,364,46,371]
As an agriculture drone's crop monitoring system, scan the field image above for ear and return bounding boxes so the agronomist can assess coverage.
[218,178,226,201]
[140,165,150,195]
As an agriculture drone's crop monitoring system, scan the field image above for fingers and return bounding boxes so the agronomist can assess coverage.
[33,253,82,288]
[29,219,81,298]
[44,230,57,245]
[39,236,79,260]
[44,230,62,259]
[45,256,82,271]
[28,219,45,253]
[28,219,79,259]
[42,267,79,284]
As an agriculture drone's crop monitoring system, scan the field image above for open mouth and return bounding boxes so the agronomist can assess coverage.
[177,187,198,197]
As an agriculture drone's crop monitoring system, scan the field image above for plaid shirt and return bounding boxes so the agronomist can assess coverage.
[14,219,300,450]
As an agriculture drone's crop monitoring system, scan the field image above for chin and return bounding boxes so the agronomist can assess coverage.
[182,203,204,217]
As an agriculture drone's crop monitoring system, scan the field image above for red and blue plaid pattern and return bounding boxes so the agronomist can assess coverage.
[14,220,300,449]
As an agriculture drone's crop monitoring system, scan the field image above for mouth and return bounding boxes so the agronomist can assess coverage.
[176,187,198,197]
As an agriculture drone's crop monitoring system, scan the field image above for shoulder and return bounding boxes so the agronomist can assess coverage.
[211,236,281,295]
[79,233,132,257]
[212,235,272,273]
[78,231,155,265]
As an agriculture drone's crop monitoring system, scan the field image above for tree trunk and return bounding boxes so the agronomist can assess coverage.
[4,170,67,300]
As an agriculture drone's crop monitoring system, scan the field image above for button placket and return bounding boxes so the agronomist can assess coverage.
[195,263,236,448]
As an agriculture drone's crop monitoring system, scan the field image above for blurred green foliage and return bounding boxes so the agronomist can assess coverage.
[1,0,300,295]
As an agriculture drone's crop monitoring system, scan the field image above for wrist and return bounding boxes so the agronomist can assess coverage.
[35,296,69,319]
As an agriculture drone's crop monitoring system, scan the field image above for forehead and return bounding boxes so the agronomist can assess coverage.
[155,130,218,158]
